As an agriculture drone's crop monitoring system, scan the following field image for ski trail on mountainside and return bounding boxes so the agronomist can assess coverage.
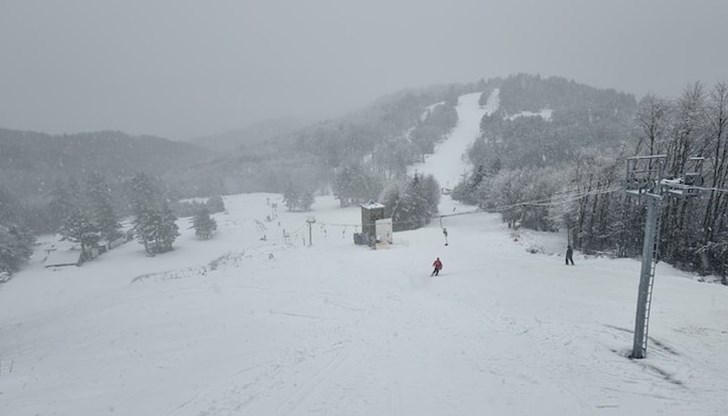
[409,89,499,191]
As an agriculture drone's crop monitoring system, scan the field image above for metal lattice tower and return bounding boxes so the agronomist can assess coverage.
[625,155,665,359]
[632,195,662,358]
[624,154,703,359]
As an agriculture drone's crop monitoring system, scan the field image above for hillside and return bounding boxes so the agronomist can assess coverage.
[188,117,309,153]
[169,81,488,196]
[0,128,213,199]
[0,91,726,415]
[469,74,638,170]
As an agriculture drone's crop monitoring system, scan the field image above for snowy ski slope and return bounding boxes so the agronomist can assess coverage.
[0,92,727,415]
[409,90,499,191]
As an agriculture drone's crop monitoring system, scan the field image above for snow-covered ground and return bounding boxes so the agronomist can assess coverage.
[1,91,727,415]
[419,101,445,122]
[507,108,553,121]
[409,90,499,191]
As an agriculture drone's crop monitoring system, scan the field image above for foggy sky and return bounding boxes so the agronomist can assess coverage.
[1,0,727,140]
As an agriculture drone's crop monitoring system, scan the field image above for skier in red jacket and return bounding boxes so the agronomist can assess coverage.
[431,257,443,276]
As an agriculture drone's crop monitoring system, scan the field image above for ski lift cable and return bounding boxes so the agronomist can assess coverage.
[436,187,620,223]
[487,186,616,208]
[517,188,621,207]
[527,187,621,205]
[487,187,622,212]
[317,222,360,227]
[692,185,728,194]
[313,188,623,229]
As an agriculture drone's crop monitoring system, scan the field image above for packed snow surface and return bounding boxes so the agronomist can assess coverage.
[507,108,553,121]
[1,92,727,415]
[409,90,499,190]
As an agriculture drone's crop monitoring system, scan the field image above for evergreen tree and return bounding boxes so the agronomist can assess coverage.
[401,174,432,229]
[207,195,225,213]
[379,183,402,221]
[59,209,101,257]
[299,190,315,211]
[380,174,439,231]
[193,207,217,239]
[129,173,160,217]
[282,183,315,211]
[156,202,180,252]
[0,186,23,225]
[86,173,121,242]
[333,163,384,207]
[128,173,179,254]
[133,206,158,254]
[0,223,35,275]
[0,188,35,275]
[47,179,83,232]
[452,165,487,205]
[421,174,442,215]
[332,166,355,207]
[283,183,299,211]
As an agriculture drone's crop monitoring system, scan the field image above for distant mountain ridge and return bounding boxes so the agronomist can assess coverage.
[167,81,481,196]
[0,128,212,198]
[188,117,309,153]
[1,75,638,203]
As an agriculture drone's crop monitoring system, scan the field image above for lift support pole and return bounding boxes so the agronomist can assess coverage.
[631,194,662,359]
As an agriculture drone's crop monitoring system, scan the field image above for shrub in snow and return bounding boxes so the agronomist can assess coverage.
[193,207,217,240]
[283,184,315,211]
[207,195,225,213]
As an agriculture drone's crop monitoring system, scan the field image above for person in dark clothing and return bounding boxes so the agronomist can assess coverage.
[565,245,574,265]
[431,257,443,276]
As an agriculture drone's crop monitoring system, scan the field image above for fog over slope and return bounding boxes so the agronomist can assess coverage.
[1,1,726,138]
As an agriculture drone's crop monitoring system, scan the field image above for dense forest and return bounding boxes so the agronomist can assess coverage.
[453,74,728,281]
[170,81,484,198]
[0,129,212,197]
[0,129,214,231]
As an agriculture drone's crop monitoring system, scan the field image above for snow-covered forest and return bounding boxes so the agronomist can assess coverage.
[2,76,728,414]
[453,74,728,279]
[3,75,728,280]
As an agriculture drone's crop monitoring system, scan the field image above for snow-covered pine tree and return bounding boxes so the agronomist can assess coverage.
[379,182,402,223]
[86,173,121,242]
[421,174,441,216]
[381,174,439,231]
[59,209,101,258]
[452,165,486,205]
[133,206,158,254]
[333,165,354,207]
[192,207,217,239]
[207,195,225,213]
[48,178,84,232]
[155,202,180,252]
[0,223,34,276]
[403,173,432,229]
[128,173,179,254]
[299,190,315,211]
[128,173,160,217]
[333,163,384,207]
[0,188,35,275]
[283,183,299,211]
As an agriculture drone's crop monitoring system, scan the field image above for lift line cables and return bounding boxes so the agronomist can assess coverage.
[315,187,622,229]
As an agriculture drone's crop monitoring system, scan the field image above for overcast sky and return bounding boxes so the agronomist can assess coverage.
[1,0,727,139]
